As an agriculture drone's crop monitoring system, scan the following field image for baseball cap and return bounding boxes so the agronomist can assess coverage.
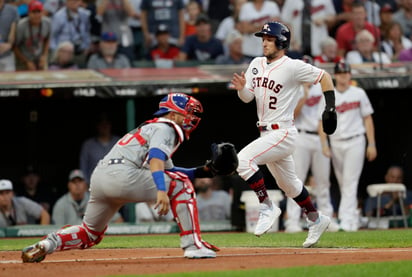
[68,169,85,181]
[153,93,189,117]
[0,179,13,191]
[334,61,351,74]
[28,0,43,12]
[380,3,393,13]
[101,32,118,42]
[195,14,210,25]
[156,24,170,35]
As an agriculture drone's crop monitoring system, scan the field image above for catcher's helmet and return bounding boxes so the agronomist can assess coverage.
[334,60,351,74]
[153,93,203,139]
[255,21,291,50]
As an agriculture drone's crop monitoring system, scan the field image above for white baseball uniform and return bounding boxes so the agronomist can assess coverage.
[237,55,324,199]
[322,84,374,231]
[286,83,334,229]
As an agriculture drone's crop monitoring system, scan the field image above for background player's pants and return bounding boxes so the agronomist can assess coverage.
[330,135,366,231]
[237,127,303,199]
[286,132,334,227]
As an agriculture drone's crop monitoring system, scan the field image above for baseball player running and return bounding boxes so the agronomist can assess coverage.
[231,21,337,247]
[319,61,377,231]
[22,93,222,262]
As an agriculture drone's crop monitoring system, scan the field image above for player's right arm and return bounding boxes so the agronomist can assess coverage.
[232,71,254,103]
[149,156,170,216]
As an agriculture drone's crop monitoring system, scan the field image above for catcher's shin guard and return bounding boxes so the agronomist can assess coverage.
[53,223,107,251]
[166,171,220,252]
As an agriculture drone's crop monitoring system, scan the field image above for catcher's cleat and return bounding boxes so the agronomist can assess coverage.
[184,244,217,259]
[21,242,48,263]
[254,200,282,237]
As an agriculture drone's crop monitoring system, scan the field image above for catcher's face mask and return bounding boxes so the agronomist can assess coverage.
[182,96,203,139]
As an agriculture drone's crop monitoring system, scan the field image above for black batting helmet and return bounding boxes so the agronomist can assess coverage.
[254,21,291,50]
[334,60,351,74]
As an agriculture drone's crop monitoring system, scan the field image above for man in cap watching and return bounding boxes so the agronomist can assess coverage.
[0,179,50,227]
[148,24,180,67]
[86,32,131,69]
[52,169,123,225]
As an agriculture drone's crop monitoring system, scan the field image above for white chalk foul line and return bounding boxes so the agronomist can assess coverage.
[2,248,411,264]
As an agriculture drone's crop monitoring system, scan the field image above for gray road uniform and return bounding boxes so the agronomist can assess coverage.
[21,93,219,262]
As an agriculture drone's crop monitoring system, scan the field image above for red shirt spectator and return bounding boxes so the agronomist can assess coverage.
[335,2,380,57]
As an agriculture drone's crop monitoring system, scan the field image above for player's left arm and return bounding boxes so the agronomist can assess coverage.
[319,71,337,135]
[363,114,377,162]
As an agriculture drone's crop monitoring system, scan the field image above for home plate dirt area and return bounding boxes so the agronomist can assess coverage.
[1,247,412,276]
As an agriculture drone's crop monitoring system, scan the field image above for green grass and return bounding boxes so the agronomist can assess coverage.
[3,230,412,277]
[1,229,412,250]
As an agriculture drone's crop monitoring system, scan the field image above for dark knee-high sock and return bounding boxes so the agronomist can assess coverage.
[246,170,269,203]
[293,186,318,222]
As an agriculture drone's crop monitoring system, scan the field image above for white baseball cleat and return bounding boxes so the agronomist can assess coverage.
[303,212,331,248]
[254,201,282,237]
[184,245,217,259]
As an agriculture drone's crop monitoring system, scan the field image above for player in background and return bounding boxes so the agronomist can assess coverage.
[284,56,339,233]
[231,21,337,248]
[319,61,377,232]
[22,93,220,262]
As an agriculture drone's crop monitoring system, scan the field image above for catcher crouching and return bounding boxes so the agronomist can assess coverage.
[21,93,237,263]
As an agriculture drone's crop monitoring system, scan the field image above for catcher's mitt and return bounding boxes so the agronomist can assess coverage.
[206,142,238,176]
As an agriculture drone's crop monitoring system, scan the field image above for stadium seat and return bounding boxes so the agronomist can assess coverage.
[366,183,408,229]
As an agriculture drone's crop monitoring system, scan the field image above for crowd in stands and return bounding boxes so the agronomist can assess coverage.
[1,0,412,72]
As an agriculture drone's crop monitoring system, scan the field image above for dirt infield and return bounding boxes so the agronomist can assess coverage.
[2,247,412,276]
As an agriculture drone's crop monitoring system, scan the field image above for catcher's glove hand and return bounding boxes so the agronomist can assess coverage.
[206,142,238,176]
[322,107,337,135]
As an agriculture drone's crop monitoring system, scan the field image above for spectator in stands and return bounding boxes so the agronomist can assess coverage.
[135,201,174,223]
[177,14,224,63]
[398,46,412,61]
[184,0,203,37]
[50,0,91,68]
[363,165,408,218]
[128,0,144,61]
[0,0,19,72]
[86,31,131,69]
[379,3,395,38]
[381,21,412,62]
[313,36,344,65]
[79,113,121,184]
[281,0,336,57]
[140,0,186,50]
[96,0,135,63]
[49,41,79,70]
[148,24,180,68]
[14,1,51,71]
[0,179,50,227]
[392,0,412,40]
[43,0,65,17]
[215,0,246,45]
[335,1,381,57]
[204,0,231,34]
[237,0,280,59]
[52,169,124,225]
[215,29,251,65]
[345,29,391,65]
[15,165,56,214]
[195,178,231,222]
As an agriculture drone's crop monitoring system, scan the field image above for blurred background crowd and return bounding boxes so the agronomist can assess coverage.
[1,0,412,72]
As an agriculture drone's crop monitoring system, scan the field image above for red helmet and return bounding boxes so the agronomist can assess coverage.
[153,93,203,139]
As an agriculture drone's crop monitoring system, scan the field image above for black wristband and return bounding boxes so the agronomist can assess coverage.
[194,166,215,178]
[324,90,335,110]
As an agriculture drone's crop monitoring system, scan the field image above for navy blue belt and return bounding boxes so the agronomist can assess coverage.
[108,158,125,165]
[297,129,318,135]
